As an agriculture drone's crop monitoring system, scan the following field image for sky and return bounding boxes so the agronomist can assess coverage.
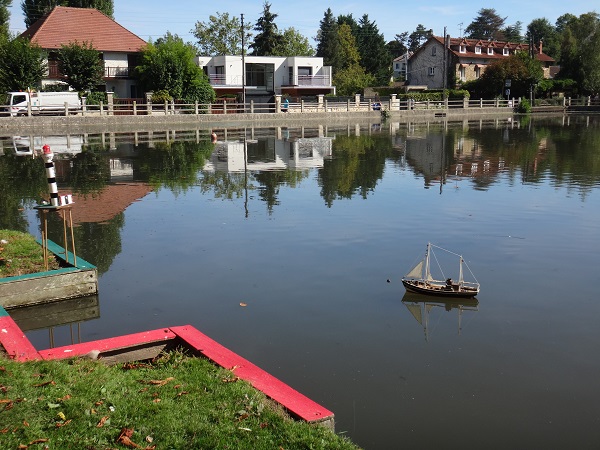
[7,0,595,46]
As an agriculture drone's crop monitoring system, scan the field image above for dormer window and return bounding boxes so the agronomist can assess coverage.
[487,47,494,55]
[459,45,466,53]
[503,48,510,56]
[475,46,481,54]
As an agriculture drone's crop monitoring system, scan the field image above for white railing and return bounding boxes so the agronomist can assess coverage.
[208,74,243,86]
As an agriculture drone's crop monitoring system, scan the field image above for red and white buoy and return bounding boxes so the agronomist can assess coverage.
[42,144,59,206]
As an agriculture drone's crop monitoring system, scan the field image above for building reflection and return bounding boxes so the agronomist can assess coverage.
[204,135,333,173]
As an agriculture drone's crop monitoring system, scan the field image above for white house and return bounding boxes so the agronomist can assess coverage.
[196,55,335,99]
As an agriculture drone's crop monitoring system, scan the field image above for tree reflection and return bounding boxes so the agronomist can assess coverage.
[0,152,47,230]
[135,140,214,193]
[318,134,393,207]
[68,146,111,195]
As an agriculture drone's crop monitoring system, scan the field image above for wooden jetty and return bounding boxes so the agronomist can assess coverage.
[0,239,98,309]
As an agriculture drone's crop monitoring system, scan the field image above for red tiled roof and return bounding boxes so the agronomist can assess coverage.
[431,36,555,63]
[20,6,147,53]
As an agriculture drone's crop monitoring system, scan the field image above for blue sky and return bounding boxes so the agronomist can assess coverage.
[8,1,594,45]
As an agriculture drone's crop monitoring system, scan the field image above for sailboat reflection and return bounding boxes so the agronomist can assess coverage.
[402,292,478,342]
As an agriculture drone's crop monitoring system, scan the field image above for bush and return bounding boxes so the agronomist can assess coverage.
[516,98,531,113]
[151,89,173,103]
[84,91,107,105]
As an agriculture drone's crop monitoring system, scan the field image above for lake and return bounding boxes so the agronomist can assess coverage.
[1,115,600,449]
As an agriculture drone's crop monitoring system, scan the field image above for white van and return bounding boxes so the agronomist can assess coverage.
[7,91,81,116]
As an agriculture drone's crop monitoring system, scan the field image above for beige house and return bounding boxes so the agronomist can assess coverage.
[408,36,556,89]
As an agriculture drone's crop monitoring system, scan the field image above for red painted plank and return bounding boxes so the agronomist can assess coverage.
[38,328,176,360]
[0,315,41,361]
[170,325,334,423]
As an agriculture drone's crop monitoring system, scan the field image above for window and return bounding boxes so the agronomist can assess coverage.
[487,47,494,55]
[459,45,466,53]
[475,46,481,54]
[246,63,275,91]
[428,67,435,76]
[459,66,466,81]
[503,48,509,56]
[475,66,481,78]
[431,46,437,56]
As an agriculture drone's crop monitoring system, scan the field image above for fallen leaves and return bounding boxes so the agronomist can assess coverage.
[96,416,110,428]
[221,376,240,383]
[139,377,174,387]
[33,380,56,388]
[117,427,156,449]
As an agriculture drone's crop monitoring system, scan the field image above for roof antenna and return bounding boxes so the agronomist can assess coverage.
[458,22,463,37]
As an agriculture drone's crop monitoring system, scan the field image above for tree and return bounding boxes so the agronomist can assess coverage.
[315,8,341,70]
[526,18,560,59]
[478,51,543,98]
[249,2,283,56]
[0,0,10,40]
[135,34,215,104]
[557,12,600,94]
[272,27,314,56]
[192,12,251,56]
[465,8,506,40]
[356,14,391,85]
[386,32,408,59]
[502,21,523,42]
[57,41,104,91]
[408,24,432,52]
[332,23,374,95]
[0,37,46,92]
[21,0,113,28]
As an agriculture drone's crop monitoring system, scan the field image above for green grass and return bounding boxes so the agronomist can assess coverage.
[0,350,359,449]
[0,230,60,278]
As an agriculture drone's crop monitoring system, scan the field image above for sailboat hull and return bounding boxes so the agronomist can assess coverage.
[402,279,479,298]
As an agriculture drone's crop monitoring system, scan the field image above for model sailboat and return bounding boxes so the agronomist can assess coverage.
[402,243,480,298]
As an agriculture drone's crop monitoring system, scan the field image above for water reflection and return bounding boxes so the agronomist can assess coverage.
[402,292,479,342]
[2,116,600,448]
[9,295,100,348]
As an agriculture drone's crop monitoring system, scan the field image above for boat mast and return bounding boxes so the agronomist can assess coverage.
[425,243,431,281]
[459,256,464,285]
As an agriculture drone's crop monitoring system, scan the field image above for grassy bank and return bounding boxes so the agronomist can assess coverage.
[0,230,60,278]
[0,350,358,449]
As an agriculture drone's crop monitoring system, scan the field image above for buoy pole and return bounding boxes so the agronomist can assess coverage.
[42,144,59,206]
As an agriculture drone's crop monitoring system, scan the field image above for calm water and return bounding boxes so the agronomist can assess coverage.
[2,115,600,449]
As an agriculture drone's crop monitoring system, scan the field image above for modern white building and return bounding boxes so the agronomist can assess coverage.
[196,55,335,99]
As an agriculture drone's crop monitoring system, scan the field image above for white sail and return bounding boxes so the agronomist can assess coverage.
[406,260,424,279]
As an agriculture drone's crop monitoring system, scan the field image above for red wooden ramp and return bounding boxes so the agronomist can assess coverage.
[170,325,334,425]
[11,322,334,427]
[0,306,40,361]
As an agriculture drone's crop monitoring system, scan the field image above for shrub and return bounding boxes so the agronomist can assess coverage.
[84,91,107,105]
[516,98,531,113]
[151,90,173,103]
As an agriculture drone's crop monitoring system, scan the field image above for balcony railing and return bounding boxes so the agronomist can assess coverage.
[104,66,131,78]
[297,75,330,87]
[46,62,132,79]
[208,74,242,86]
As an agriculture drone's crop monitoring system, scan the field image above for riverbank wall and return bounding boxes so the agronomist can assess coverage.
[0,107,517,134]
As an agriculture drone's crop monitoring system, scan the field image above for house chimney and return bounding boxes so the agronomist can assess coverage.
[539,39,543,54]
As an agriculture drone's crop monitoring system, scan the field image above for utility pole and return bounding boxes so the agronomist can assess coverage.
[241,13,246,110]
[443,26,448,97]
